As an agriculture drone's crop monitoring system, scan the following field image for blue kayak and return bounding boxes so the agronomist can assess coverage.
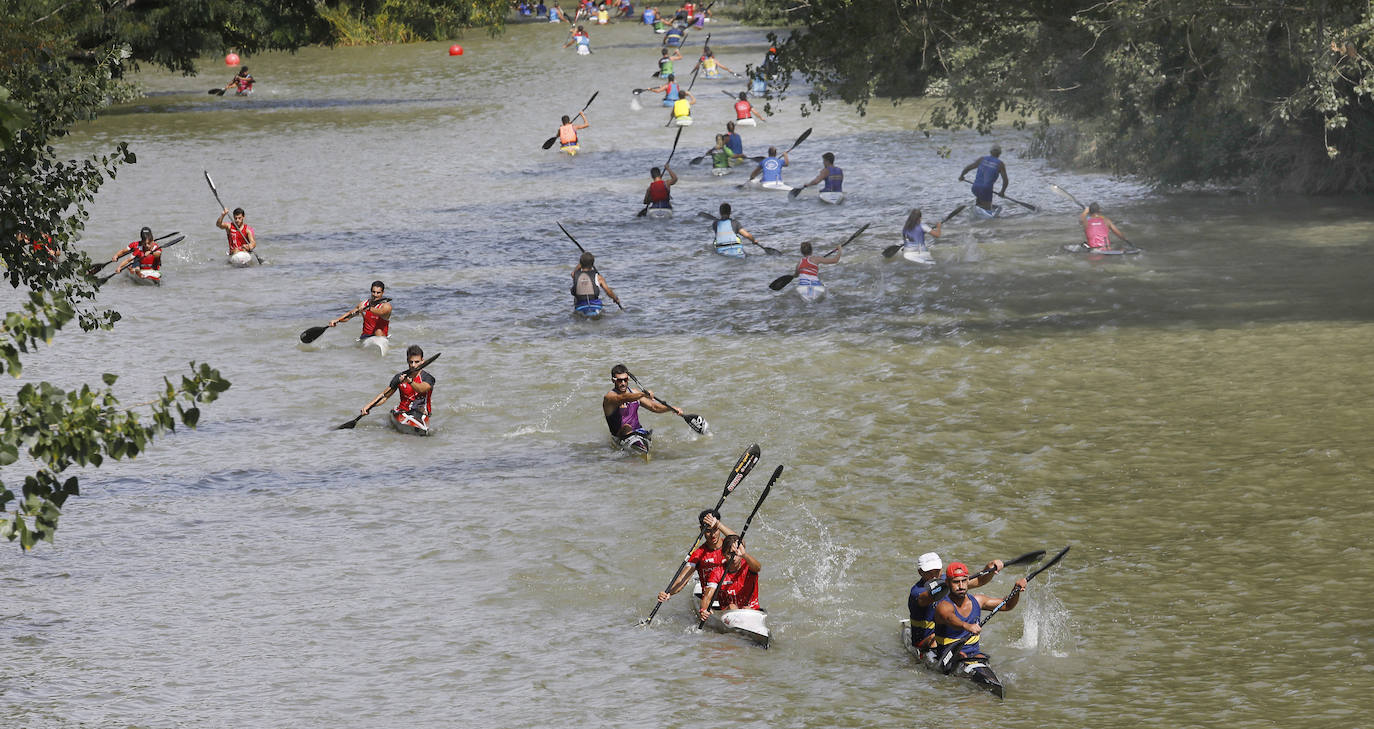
[574,298,605,318]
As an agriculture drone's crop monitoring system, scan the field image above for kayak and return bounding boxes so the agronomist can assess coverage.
[796,277,826,302]
[743,179,791,192]
[227,250,253,267]
[970,204,1003,221]
[359,335,390,356]
[1061,242,1142,255]
[900,619,1004,698]
[818,191,845,205]
[712,242,746,258]
[560,144,580,156]
[645,207,673,220]
[614,428,652,460]
[576,45,591,56]
[902,245,935,265]
[710,167,732,176]
[389,410,430,436]
[125,267,161,285]
[671,116,693,126]
[574,299,604,318]
[734,117,757,127]
[703,608,771,648]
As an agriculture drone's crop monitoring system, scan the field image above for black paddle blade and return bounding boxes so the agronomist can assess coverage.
[336,414,365,430]
[635,206,649,218]
[842,222,871,247]
[1003,550,1047,569]
[697,211,718,221]
[207,89,220,95]
[682,413,708,434]
[788,187,803,199]
[882,243,903,259]
[762,245,782,256]
[787,127,813,152]
[300,326,328,344]
[557,222,586,251]
[940,204,968,223]
[768,274,794,291]
[1026,545,1071,582]
[583,90,599,109]
[542,135,558,150]
[724,443,762,494]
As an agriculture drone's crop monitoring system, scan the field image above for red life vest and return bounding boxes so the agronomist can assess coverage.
[128,240,161,270]
[735,99,752,119]
[396,374,432,417]
[361,305,389,337]
[797,256,819,278]
[226,224,254,253]
[648,179,670,203]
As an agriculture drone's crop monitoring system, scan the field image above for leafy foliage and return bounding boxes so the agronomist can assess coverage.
[758,0,1374,191]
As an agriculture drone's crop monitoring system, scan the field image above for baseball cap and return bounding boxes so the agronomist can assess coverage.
[946,562,970,579]
[917,552,942,572]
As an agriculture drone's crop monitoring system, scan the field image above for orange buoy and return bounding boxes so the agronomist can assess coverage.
[449,45,464,56]
[225,53,240,66]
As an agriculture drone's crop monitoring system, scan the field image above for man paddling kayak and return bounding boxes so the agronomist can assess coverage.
[329,280,392,342]
[655,47,683,77]
[933,562,1026,665]
[111,227,162,281]
[360,344,435,434]
[798,152,843,195]
[712,203,760,253]
[657,510,735,607]
[748,146,788,187]
[643,165,679,211]
[571,251,621,312]
[564,25,593,54]
[709,134,744,170]
[907,553,1003,662]
[959,145,1009,213]
[217,207,257,257]
[603,363,684,440]
[724,121,744,157]
[698,533,761,621]
[692,49,736,80]
[556,111,590,155]
[222,67,254,96]
[732,91,764,126]
[1080,203,1129,250]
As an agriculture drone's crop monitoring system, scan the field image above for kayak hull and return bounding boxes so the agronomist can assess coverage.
[574,299,604,318]
[227,250,253,267]
[818,191,845,205]
[796,278,826,302]
[672,116,693,126]
[970,204,1003,221]
[733,117,756,127]
[360,335,390,356]
[711,167,732,176]
[759,180,791,192]
[712,242,746,258]
[614,428,652,460]
[126,267,161,285]
[645,207,673,219]
[704,608,771,648]
[389,411,430,436]
[902,246,935,264]
[901,620,1004,698]
[1061,242,1141,255]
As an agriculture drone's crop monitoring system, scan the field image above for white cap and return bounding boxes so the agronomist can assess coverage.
[917,552,942,572]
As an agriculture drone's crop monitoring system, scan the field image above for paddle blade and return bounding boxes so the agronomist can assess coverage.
[682,413,708,434]
[300,326,328,344]
[788,187,803,199]
[1050,184,1083,208]
[203,170,217,194]
[336,414,364,430]
[207,89,220,95]
[882,243,903,259]
[1026,545,1071,582]
[788,127,813,152]
[768,274,794,291]
[763,246,782,256]
[940,204,967,223]
[841,222,871,247]
[1003,550,1047,569]
[557,222,586,251]
[724,443,762,495]
[583,90,599,109]
[542,136,558,150]
[635,206,649,218]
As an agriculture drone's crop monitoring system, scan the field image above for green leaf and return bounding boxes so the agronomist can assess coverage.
[102,373,118,386]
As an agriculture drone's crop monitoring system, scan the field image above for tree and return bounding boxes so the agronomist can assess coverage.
[754,0,1374,191]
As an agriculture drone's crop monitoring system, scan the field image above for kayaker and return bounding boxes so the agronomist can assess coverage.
[901,208,942,254]
[655,47,683,78]
[907,553,1004,661]
[571,252,621,310]
[794,240,840,286]
[1080,203,1129,250]
[663,23,684,47]
[222,67,254,96]
[698,533,761,621]
[657,510,736,607]
[747,146,788,186]
[563,25,592,54]
[710,134,744,170]
[647,74,683,107]
[602,363,683,440]
[548,1,571,22]
[216,207,257,256]
[329,280,392,342]
[724,121,744,157]
[933,562,1026,664]
[360,344,435,432]
[712,203,759,250]
[111,226,162,277]
[692,49,735,79]
[556,111,590,155]
[958,145,1009,213]
[669,92,695,125]
[798,152,843,194]
[732,91,764,126]
[596,2,610,24]
[642,165,679,211]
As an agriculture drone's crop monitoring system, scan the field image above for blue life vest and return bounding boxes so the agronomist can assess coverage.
[907,579,939,646]
[725,133,743,155]
[665,82,680,101]
[714,218,739,245]
[821,165,843,192]
[933,594,982,655]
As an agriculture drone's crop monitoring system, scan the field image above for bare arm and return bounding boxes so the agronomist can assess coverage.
[361,386,396,415]
[804,168,828,187]
[596,274,619,304]
[998,162,1009,194]
[970,560,1002,589]
[665,166,678,185]
[934,599,981,636]
[637,393,683,416]
[958,160,978,179]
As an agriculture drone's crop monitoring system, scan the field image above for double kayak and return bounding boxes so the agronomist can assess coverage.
[614,428,652,460]
[900,619,1004,698]
[703,608,771,648]
[125,267,161,285]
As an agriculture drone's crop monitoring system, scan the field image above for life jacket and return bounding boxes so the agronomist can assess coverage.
[714,218,738,246]
[129,240,161,270]
[933,594,982,655]
[234,75,253,92]
[797,255,820,279]
[571,266,600,300]
[702,56,717,75]
[664,82,680,101]
[226,224,254,253]
[395,372,433,418]
[1085,216,1111,248]
[711,147,732,168]
[672,98,691,118]
[558,123,578,144]
[972,155,1001,188]
[821,165,843,192]
[361,303,390,337]
[659,57,674,75]
[648,179,670,203]
[684,3,694,20]
[734,99,752,120]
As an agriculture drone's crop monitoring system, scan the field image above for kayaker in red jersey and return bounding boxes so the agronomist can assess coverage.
[698,533,761,621]
[933,562,1026,663]
[216,207,257,255]
[657,509,736,609]
[329,280,392,341]
[360,344,435,431]
[642,165,678,211]
[111,226,161,277]
[222,67,255,96]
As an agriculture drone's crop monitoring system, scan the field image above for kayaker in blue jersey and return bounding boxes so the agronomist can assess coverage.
[747,146,788,186]
[933,562,1026,663]
[907,553,1004,663]
[549,1,571,22]
[563,25,593,54]
[712,203,759,250]
[647,74,685,107]
[797,152,842,193]
[663,24,685,46]
[958,145,1009,212]
[571,251,620,311]
[901,208,942,255]
[602,363,682,439]
[724,121,744,157]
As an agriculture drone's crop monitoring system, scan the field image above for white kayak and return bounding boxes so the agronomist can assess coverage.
[1061,242,1142,255]
[389,411,430,436]
[970,204,1003,221]
[645,207,673,219]
[576,45,591,56]
[671,116,693,126]
[227,250,253,267]
[704,608,771,648]
[125,267,161,285]
[796,277,826,302]
[614,428,652,460]
[818,191,845,205]
[711,167,732,176]
[759,180,791,192]
[733,117,757,127]
[360,335,390,356]
[902,246,935,265]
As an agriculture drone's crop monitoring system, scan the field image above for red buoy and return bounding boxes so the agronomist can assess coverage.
[225,53,240,66]
[449,45,464,56]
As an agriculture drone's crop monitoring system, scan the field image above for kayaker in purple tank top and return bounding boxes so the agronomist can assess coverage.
[601,363,682,437]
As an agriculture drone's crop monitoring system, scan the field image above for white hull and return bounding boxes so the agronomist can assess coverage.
[672,116,693,126]
[759,180,791,192]
[389,411,430,436]
[733,117,756,127]
[796,279,826,302]
[126,268,161,285]
[704,609,771,648]
[360,335,390,356]
[818,191,845,205]
[902,246,935,264]
[645,207,673,219]
[613,429,652,460]
[970,204,1002,221]
[227,250,253,267]
[711,167,732,176]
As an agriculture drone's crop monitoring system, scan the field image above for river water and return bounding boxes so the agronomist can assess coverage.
[3,16,1372,729]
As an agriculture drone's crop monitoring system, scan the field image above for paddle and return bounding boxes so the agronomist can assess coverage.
[558,222,624,310]
[204,170,266,265]
[881,204,969,259]
[698,463,780,627]
[299,296,392,344]
[87,231,181,275]
[625,370,706,433]
[541,91,599,150]
[336,352,442,430]
[636,128,683,218]
[208,88,225,96]
[922,550,1046,605]
[767,222,870,291]
[697,211,781,255]
[995,191,1038,211]
[97,235,186,284]
[938,545,1070,675]
[1050,185,1140,252]
[641,443,762,627]
[685,34,710,91]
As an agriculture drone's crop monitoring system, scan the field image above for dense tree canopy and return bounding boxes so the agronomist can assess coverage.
[752,0,1374,191]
